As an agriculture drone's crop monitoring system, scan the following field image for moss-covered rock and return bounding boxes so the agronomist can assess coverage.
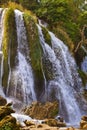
[42,26,52,47]
[23,101,59,120]
[23,13,44,100]
[0,115,20,130]
[0,105,15,121]
[0,104,20,130]
[2,8,18,90]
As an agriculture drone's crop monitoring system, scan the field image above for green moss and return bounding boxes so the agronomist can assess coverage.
[0,122,14,130]
[51,109,58,117]
[42,26,51,47]
[2,8,17,89]
[78,69,87,86]
[52,26,74,52]
[23,13,44,98]
[0,116,20,130]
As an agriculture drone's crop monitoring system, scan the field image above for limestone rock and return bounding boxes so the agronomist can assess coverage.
[80,120,87,128]
[24,120,35,126]
[23,101,59,120]
[42,119,66,127]
[0,104,20,130]
[0,115,20,130]
[0,104,15,121]
[0,96,7,106]
[81,115,87,121]
[67,127,75,130]
[80,115,87,129]
[83,124,87,129]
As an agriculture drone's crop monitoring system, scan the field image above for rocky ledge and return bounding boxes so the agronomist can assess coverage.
[23,101,59,120]
[0,98,86,130]
[0,102,20,130]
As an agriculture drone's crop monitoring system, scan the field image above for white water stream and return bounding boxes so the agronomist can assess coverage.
[37,24,82,124]
[0,8,86,126]
[6,10,36,105]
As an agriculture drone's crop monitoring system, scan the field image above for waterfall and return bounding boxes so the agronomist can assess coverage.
[0,8,87,125]
[6,10,36,105]
[81,56,87,73]
[81,56,87,89]
[0,9,5,97]
[37,24,82,124]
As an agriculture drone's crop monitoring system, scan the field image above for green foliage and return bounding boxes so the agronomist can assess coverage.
[36,0,73,24]
[2,8,17,89]
[42,26,51,47]
[23,13,44,98]
[63,22,80,44]
[78,69,87,86]
[18,0,39,10]
[78,11,87,27]
[35,0,85,45]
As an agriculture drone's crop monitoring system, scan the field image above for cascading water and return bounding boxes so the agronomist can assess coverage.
[37,24,82,124]
[81,56,87,89]
[0,9,5,97]
[0,8,87,125]
[81,56,87,73]
[6,10,36,105]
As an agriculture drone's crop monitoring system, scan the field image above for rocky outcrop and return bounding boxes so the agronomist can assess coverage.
[80,115,87,129]
[42,119,66,127]
[0,104,15,121]
[23,101,59,120]
[0,103,20,130]
[0,96,7,106]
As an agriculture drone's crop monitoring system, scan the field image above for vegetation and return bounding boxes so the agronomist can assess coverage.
[52,26,74,52]
[0,0,87,89]
[42,26,52,47]
[2,1,37,20]
[2,8,17,91]
[23,13,44,99]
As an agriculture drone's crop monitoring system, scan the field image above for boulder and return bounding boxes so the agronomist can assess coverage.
[24,120,35,126]
[83,124,87,129]
[0,104,20,130]
[0,115,20,130]
[0,104,15,121]
[0,96,7,106]
[80,115,87,129]
[23,101,59,120]
[81,115,87,121]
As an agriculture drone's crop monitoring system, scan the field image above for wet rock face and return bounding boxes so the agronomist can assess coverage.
[0,96,7,106]
[23,101,59,120]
